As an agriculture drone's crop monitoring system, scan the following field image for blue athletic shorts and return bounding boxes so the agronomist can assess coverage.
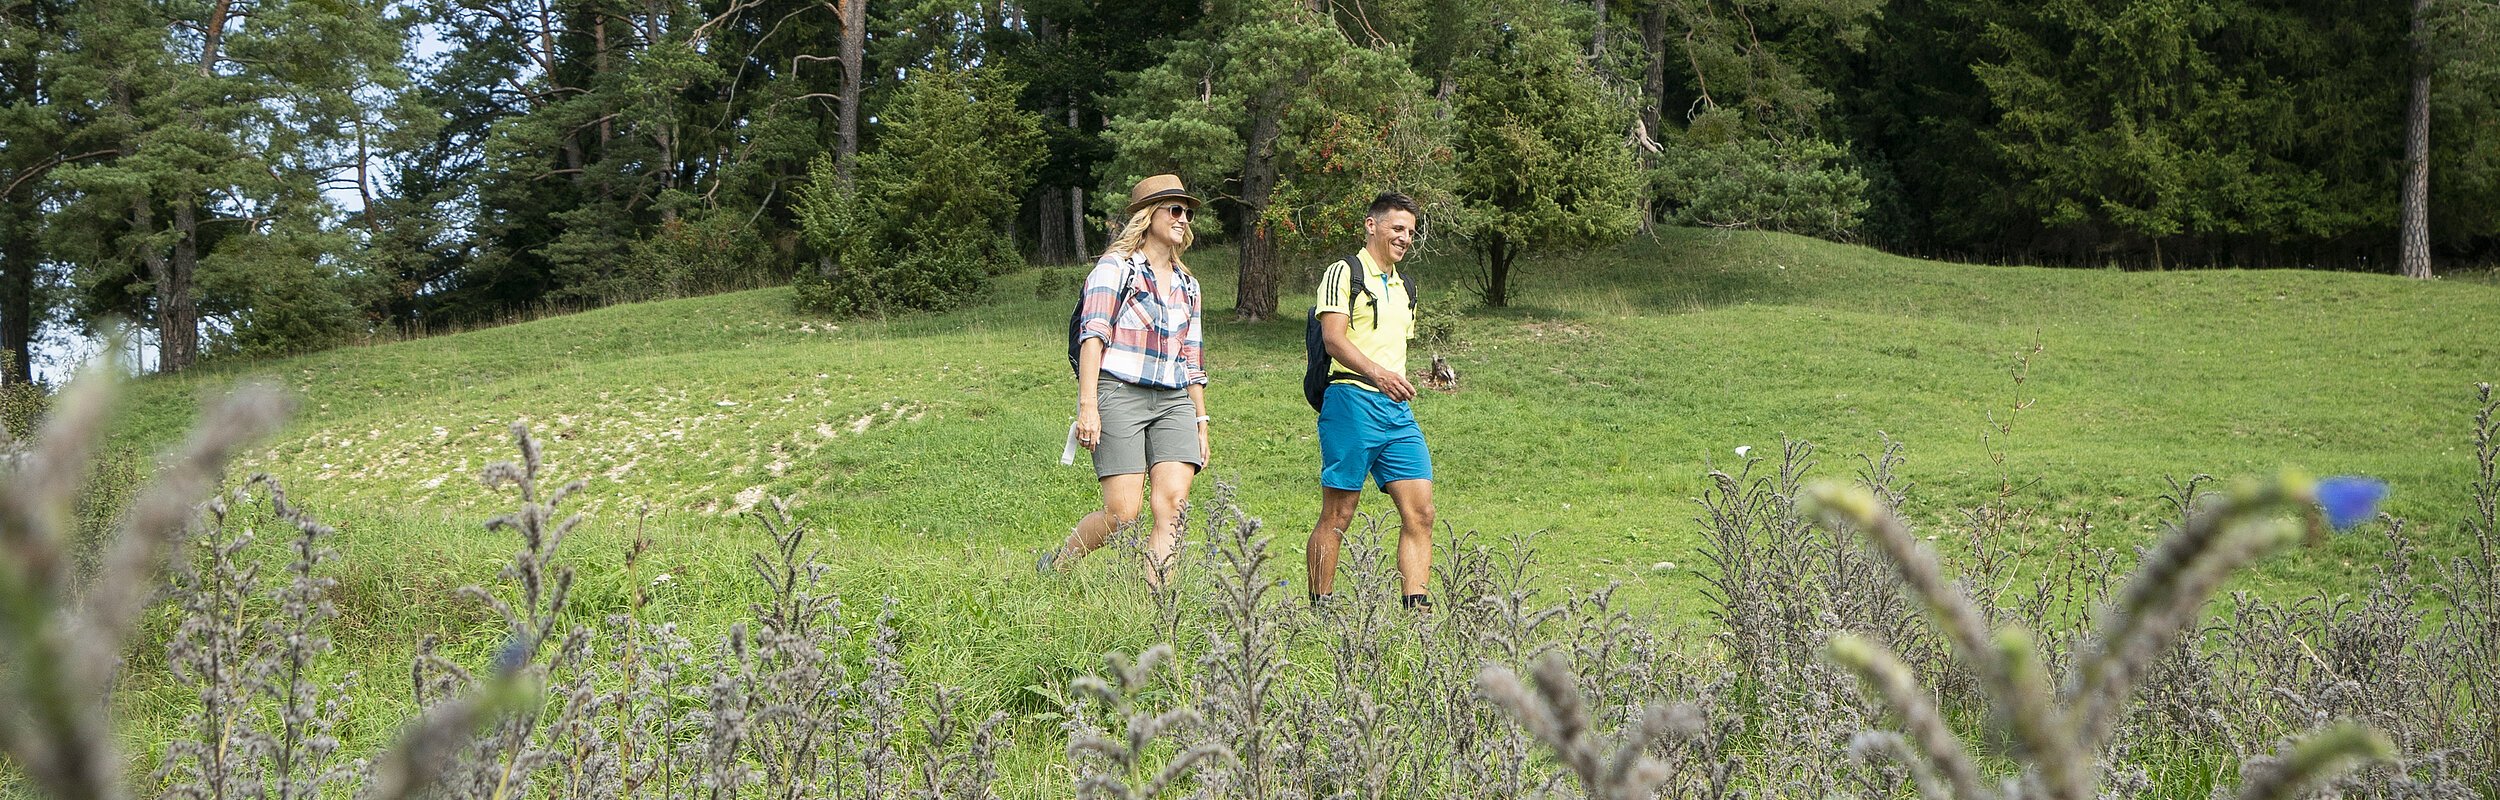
[1318,383,1433,491]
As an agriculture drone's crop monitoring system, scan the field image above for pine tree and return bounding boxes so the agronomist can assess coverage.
[2400,0,2500,278]
[47,0,406,370]
[1449,2,1642,307]
[0,0,66,383]
[1003,0,1198,265]
[425,0,827,320]
[1102,0,1452,320]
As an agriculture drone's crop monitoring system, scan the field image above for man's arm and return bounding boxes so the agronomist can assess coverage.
[1319,312,1415,402]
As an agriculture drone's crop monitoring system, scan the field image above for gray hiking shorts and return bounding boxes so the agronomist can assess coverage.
[1092,379,1204,478]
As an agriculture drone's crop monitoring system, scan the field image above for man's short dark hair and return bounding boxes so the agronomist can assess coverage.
[1367,192,1420,219]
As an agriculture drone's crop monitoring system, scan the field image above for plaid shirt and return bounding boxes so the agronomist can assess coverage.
[1077,251,1206,388]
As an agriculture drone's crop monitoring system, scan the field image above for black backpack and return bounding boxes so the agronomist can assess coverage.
[1066,263,1137,376]
[1303,255,1416,411]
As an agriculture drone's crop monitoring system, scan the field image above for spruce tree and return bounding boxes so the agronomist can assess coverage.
[1971,0,2421,265]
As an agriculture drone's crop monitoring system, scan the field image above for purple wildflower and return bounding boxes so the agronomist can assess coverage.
[2315,477,2389,531]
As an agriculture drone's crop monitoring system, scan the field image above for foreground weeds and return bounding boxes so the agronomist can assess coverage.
[2,375,2494,799]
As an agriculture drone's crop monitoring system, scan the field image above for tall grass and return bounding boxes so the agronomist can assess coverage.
[4,367,2494,798]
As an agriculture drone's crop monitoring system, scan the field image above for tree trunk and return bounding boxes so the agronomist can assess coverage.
[162,202,199,372]
[1591,0,1608,59]
[1639,5,1668,232]
[1067,108,1086,258]
[130,197,194,372]
[2399,0,2434,279]
[1,187,34,385]
[1485,232,1513,307]
[596,14,613,146]
[1070,185,1088,257]
[1036,183,1069,264]
[1241,220,1280,320]
[1641,6,1666,145]
[836,0,867,185]
[0,0,39,384]
[1235,91,1287,321]
[200,0,231,76]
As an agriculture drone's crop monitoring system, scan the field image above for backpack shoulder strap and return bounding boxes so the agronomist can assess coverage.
[1340,255,1370,302]
[1104,255,1143,312]
[1077,257,1139,343]
[1344,254,1395,330]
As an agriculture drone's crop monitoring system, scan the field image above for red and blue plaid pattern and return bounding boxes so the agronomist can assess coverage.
[1077,252,1206,388]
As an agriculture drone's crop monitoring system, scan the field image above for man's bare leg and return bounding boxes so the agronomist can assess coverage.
[1382,479,1435,600]
[1306,487,1364,597]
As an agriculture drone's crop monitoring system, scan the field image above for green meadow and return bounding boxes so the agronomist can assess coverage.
[98,228,2497,782]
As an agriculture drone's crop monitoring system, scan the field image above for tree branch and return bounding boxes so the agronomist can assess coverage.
[2,150,119,198]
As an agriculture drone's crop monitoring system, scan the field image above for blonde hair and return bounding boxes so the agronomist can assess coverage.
[1103,205,1195,275]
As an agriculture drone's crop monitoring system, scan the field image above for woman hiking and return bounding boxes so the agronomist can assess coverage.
[1041,174,1209,588]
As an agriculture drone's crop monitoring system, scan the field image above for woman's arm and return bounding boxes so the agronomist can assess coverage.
[1074,259,1124,450]
[1186,279,1209,463]
[1076,338,1106,450]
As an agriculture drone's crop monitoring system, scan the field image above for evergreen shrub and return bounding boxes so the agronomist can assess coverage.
[1657,125,1871,240]
[795,67,1044,315]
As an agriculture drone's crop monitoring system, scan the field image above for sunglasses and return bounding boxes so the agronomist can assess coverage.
[1160,203,1194,221]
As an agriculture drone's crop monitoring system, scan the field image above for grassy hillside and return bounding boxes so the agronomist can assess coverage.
[98,228,2497,784]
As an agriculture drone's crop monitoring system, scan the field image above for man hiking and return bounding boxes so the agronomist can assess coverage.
[1306,192,1436,612]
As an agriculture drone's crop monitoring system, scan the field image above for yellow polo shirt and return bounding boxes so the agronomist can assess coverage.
[1313,250,1413,389]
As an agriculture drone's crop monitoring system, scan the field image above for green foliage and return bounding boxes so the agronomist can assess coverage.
[1972,0,2409,248]
[868,67,1046,257]
[793,174,880,317]
[605,209,789,304]
[1656,118,1870,239]
[1450,10,1644,306]
[1101,0,1455,252]
[1651,0,1885,131]
[794,67,1045,316]
[1412,293,1465,350]
[198,224,378,360]
[0,352,42,437]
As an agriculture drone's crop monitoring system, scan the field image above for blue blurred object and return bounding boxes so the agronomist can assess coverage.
[2316,477,2390,532]
[494,635,532,676]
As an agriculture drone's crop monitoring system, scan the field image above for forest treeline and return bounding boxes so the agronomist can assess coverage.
[1,0,2494,375]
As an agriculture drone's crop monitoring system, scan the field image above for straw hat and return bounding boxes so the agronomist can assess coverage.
[1123,174,1201,215]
